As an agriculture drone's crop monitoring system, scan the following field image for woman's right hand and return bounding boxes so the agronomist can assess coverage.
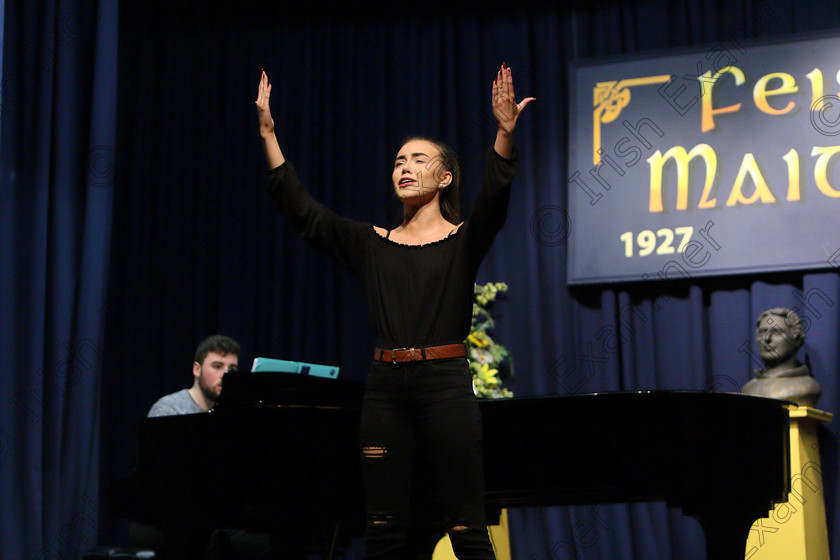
[255,69,275,136]
[255,69,285,168]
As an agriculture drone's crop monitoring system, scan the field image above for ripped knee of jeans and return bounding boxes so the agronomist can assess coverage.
[448,522,490,543]
[361,444,388,463]
[448,524,494,557]
[449,523,471,535]
[368,512,396,528]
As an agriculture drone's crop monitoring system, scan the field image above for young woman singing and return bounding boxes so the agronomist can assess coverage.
[255,63,533,560]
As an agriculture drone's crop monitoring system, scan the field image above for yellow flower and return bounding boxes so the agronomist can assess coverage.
[478,363,499,383]
[467,331,490,348]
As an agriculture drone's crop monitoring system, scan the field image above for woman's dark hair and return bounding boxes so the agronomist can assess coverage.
[400,136,461,224]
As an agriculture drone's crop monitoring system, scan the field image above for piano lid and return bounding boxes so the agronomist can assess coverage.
[113,384,789,560]
[479,390,792,511]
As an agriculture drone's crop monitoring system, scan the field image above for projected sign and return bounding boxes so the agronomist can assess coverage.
[567,32,840,284]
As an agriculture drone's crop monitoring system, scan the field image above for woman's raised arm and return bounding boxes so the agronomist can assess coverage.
[255,69,286,169]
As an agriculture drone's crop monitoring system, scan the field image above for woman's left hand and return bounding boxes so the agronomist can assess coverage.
[492,63,535,136]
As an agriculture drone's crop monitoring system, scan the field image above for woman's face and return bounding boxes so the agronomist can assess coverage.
[392,139,451,205]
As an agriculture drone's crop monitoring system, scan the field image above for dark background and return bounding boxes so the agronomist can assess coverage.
[3,0,840,558]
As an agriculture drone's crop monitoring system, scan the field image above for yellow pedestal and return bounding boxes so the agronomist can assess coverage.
[432,509,511,560]
[745,406,832,560]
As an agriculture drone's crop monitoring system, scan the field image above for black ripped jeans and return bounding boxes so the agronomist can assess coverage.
[360,358,495,560]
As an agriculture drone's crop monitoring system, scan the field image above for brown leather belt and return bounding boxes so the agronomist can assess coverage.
[373,343,467,364]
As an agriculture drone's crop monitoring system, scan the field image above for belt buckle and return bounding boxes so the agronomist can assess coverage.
[390,347,419,365]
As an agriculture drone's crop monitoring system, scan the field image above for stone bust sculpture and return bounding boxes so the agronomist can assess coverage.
[741,307,821,407]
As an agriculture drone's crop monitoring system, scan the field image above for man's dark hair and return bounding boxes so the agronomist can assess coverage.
[194,334,240,365]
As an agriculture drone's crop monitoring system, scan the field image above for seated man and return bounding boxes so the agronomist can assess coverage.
[136,335,275,559]
[148,334,239,417]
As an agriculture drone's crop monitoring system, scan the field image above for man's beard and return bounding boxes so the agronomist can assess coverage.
[198,375,221,403]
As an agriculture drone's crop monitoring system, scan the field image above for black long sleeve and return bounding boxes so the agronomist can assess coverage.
[266,147,519,348]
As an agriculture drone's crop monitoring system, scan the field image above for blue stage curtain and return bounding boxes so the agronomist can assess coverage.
[0,0,117,558]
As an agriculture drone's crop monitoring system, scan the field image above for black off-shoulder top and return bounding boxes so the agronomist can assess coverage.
[266,147,519,350]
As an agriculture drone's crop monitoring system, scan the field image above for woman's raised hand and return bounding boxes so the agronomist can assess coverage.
[492,63,535,137]
[255,69,275,137]
[255,69,285,168]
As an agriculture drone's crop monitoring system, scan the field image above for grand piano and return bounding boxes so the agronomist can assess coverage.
[110,371,792,560]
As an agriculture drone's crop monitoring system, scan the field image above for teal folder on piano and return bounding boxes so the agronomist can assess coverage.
[251,357,340,379]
